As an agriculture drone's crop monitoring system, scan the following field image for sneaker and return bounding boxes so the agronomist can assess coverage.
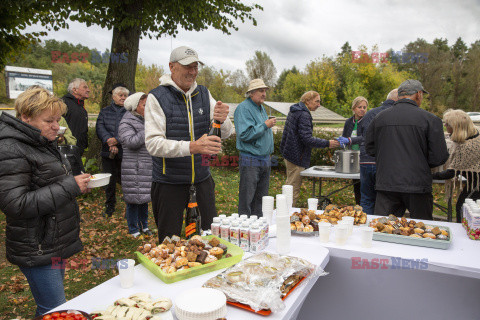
[142,229,153,236]
[131,232,141,238]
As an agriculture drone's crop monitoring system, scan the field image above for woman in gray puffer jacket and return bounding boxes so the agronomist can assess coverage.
[118,92,153,238]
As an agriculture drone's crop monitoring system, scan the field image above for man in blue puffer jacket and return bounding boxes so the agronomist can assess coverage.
[280,91,339,206]
[96,83,128,217]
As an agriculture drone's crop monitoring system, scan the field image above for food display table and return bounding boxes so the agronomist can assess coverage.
[301,166,454,221]
[295,216,480,320]
[51,237,330,320]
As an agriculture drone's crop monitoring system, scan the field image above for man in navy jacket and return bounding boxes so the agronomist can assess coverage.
[280,91,339,206]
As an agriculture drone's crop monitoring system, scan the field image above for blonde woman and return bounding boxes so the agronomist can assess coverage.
[432,109,480,223]
[0,88,90,316]
[340,96,369,205]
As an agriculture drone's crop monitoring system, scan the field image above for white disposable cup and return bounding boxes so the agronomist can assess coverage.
[117,259,135,288]
[341,216,354,236]
[307,198,319,212]
[360,227,374,248]
[335,224,348,246]
[282,185,293,212]
[318,222,331,243]
[263,209,273,226]
[262,196,274,210]
[276,215,291,255]
[276,194,289,217]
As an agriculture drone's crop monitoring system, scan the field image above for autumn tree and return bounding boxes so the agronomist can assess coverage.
[245,51,277,87]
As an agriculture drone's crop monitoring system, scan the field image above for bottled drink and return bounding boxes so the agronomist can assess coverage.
[211,217,221,238]
[220,219,230,241]
[185,185,202,239]
[229,220,241,246]
[249,223,262,253]
[240,221,250,252]
[209,120,222,138]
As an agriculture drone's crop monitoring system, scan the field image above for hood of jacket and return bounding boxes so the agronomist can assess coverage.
[289,101,310,114]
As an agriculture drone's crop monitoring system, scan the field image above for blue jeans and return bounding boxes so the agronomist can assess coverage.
[360,164,377,215]
[126,203,149,234]
[20,264,66,316]
[238,155,271,217]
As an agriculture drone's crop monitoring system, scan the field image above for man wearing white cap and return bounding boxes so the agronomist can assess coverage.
[144,46,234,241]
[234,79,276,217]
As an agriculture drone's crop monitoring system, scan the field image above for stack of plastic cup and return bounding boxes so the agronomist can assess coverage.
[341,216,354,236]
[262,196,275,226]
[282,185,293,213]
[275,194,291,255]
[307,198,319,212]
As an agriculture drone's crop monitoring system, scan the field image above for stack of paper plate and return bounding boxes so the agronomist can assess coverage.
[175,288,227,320]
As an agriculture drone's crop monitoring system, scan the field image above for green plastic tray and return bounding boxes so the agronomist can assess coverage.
[372,224,452,250]
[135,235,244,284]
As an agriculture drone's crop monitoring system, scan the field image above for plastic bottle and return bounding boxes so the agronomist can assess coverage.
[231,213,239,220]
[240,221,250,252]
[249,223,262,253]
[229,220,241,247]
[211,217,221,238]
[220,219,230,242]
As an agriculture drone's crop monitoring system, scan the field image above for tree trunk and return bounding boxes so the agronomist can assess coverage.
[100,25,141,109]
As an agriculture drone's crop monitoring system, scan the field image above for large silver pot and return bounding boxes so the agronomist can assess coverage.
[334,149,360,174]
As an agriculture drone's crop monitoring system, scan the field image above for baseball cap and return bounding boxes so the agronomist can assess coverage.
[170,46,204,66]
[398,79,429,96]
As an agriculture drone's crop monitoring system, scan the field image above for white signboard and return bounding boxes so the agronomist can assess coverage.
[4,66,53,99]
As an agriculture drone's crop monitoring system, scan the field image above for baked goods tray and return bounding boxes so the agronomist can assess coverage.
[291,230,318,236]
[372,225,452,250]
[135,235,243,284]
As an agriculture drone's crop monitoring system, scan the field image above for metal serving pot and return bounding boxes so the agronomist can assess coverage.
[334,149,360,174]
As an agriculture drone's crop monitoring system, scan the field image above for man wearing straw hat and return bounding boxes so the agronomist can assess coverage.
[234,79,276,217]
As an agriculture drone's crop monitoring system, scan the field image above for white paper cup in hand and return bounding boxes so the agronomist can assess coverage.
[360,227,374,248]
[318,222,331,243]
[117,259,135,288]
[307,198,319,212]
[341,216,354,236]
[335,224,348,245]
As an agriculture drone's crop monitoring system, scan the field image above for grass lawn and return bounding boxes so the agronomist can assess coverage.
[0,167,454,319]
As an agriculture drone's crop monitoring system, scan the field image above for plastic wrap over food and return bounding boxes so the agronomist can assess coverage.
[203,252,325,313]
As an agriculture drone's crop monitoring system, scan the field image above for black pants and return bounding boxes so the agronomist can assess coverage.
[102,156,122,214]
[151,176,216,242]
[374,191,433,220]
[353,179,361,205]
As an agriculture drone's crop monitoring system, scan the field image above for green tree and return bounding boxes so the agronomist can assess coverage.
[245,50,277,87]
[271,66,299,101]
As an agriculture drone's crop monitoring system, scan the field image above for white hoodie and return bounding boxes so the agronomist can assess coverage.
[144,74,234,158]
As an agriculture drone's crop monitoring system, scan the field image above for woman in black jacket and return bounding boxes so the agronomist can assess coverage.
[0,88,91,316]
[432,109,480,223]
[341,96,368,205]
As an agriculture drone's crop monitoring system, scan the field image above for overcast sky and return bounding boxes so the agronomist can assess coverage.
[27,0,480,76]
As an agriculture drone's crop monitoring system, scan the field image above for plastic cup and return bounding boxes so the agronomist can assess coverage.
[282,185,293,212]
[117,259,135,288]
[276,194,289,217]
[341,216,354,236]
[334,224,348,246]
[318,222,331,243]
[360,227,374,248]
[307,198,319,212]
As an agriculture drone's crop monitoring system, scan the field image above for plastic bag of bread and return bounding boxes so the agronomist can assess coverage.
[203,252,325,312]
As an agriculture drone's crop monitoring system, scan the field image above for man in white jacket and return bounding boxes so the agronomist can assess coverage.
[145,46,233,241]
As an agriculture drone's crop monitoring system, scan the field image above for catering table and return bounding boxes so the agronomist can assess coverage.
[296,216,480,320]
[301,166,454,221]
[51,237,330,320]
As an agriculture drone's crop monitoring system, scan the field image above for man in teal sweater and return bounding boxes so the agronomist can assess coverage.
[234,79,276,216]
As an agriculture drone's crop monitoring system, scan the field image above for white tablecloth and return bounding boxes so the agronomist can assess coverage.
[52,237,330,320]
